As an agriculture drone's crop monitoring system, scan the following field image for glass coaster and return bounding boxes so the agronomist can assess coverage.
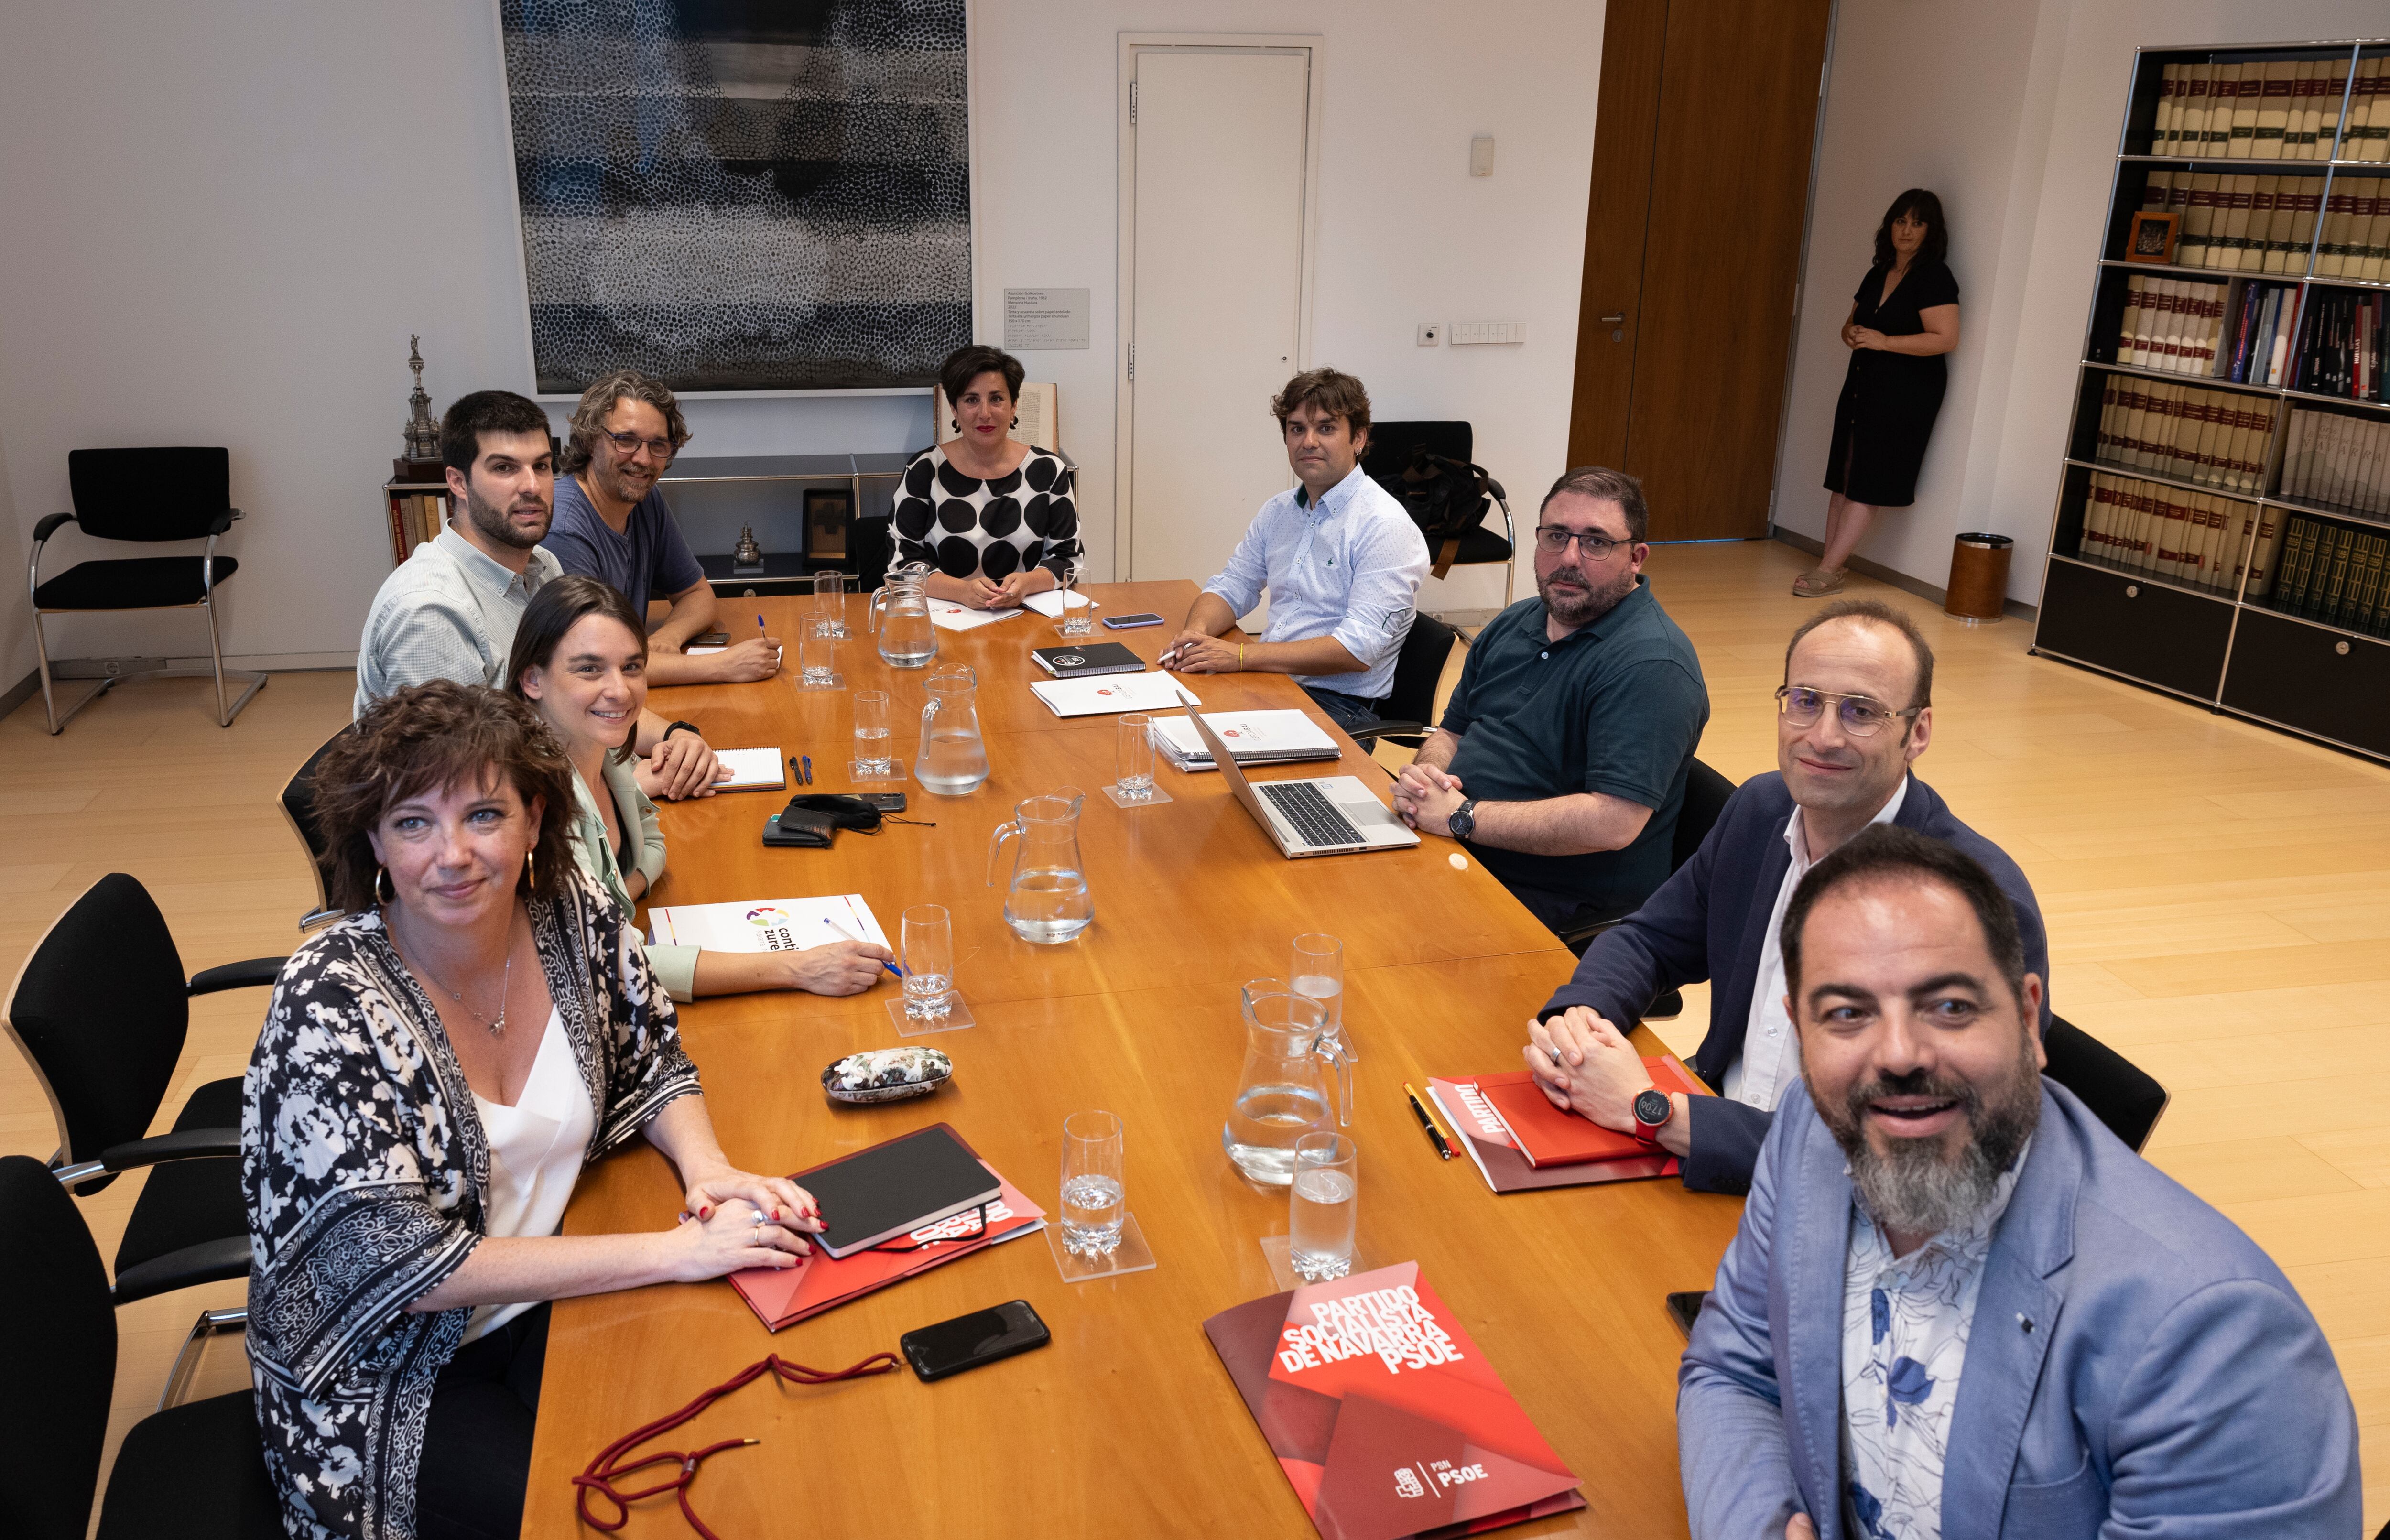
[1054,623,1099,641]
[889,995,975,1037]
[1260,1235,1367,1293]
[849,760,906,781]
[1047,1212,1158,1282]
[798,673,845,691]
[1102,782,1173,808]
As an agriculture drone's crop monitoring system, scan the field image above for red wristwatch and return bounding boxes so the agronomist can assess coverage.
[1632,1088,1673,1145]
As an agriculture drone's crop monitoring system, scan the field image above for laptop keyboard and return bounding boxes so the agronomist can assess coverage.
[1259,781,1367,848]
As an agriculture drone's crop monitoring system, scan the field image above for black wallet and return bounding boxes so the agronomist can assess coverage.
[762,794,888,848]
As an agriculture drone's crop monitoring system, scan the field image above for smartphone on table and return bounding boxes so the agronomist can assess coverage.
[901,1299,1051,1382]
[1101,613,1165,629]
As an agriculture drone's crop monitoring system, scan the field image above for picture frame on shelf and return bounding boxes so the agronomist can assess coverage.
[2126,211,2179,264]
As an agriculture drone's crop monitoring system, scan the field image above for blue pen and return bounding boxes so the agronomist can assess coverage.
[823,918,903,976]
[801,754,813,785]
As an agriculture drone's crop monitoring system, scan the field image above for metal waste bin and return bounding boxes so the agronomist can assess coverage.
[1945,532,2013,624]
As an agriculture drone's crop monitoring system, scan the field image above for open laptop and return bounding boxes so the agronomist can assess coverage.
[1187,706,1420,858]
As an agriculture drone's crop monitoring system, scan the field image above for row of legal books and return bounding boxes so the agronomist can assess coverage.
[2138,172,2326,272]
[2287,290,2388,403]
[2311,177,2390,278]
[388,492,449,560]
[2081,471,2282,597]
[2091,375,2278,493]
[2280,408,2390,514]
[2114,275,2230,374]
[2148,58,2385,162]
[2272,515,2390,637]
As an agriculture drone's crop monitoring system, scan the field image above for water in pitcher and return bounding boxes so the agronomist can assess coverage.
[915,720,989,795]
[877,604,937,669]
[1223,1083,1331,1184]
[1004,869,1091,943]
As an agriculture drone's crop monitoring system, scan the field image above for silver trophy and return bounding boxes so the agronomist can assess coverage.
[402,336,439,464]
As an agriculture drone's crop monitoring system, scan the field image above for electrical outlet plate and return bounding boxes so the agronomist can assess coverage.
[1416,323,1441,347]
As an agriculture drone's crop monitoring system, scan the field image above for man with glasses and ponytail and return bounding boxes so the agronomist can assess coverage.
[1518,597,2050,1195]
[1394,466,1708,933]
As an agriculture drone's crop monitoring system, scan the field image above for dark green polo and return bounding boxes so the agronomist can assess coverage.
[1439,575,1708,924]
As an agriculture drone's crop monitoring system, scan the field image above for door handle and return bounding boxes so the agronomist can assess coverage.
[1599,314,1626,325]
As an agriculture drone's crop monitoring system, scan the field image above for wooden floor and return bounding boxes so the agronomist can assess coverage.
[6,537,2385,1531]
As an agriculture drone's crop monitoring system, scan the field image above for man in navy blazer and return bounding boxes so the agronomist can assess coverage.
[1678,826,2357,1540]
[1523,600,2048,1194]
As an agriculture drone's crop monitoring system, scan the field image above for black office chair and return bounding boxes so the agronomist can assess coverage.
[1347,612,1460,756]
[278,726,350,932]
[2042,1014,2170,1152]
[1361,422,1517,609]
[3,875,284,1397]
[29,447,266,734]
[0,1155,281,1540]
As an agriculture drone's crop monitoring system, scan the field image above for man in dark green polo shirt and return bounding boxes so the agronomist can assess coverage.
[1392,466,1709,935]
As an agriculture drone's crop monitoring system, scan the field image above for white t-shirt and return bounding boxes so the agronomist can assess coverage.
[464,1007,595,1343]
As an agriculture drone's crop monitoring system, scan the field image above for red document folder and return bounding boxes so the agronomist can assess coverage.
[1481,1055,1710,1168]
[727,1159,1044,1332]
[1426,1057,1709,1193]
[1204,1261,1585,1540]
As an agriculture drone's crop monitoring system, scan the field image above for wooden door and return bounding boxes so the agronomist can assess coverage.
[1566,0,1833,541]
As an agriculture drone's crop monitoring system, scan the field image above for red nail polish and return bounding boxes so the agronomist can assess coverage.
[699,1206,712,1220]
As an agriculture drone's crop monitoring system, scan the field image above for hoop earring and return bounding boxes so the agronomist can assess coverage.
[375,865,395,904]
[1010,416,1019,431]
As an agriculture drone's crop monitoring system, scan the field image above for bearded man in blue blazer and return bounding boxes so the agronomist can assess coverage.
[1523,599,2049,1195]
[1678,825,2357,1540]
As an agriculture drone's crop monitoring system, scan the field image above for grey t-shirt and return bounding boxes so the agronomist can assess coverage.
[545,476,705,618]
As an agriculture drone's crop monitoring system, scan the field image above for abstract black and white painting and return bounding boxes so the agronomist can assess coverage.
[501,0,972,393]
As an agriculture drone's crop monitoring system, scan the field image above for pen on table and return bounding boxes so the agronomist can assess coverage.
[822,917,904,976]
[1413,1082,1461,1154]
[1402,1082,1455,1160]
[801,754,813,785]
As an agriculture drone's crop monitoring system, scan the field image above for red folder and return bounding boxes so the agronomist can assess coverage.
[1426,1057,1709,1193]
[728,1156,1044,1332]
[1480,1055,1710,1168]
[1204,1261,1584,1540]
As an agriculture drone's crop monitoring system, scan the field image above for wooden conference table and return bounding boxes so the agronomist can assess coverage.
[524,580,1744,1538]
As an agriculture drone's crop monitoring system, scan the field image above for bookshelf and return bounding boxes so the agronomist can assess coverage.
[2032,38,2390,763]
[383,478,450,565]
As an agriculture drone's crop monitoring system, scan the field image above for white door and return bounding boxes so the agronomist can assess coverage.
[1121,44,1318,586]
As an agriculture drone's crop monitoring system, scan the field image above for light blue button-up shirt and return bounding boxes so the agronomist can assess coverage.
[354,526,562,718]
[1200,463,1430,701]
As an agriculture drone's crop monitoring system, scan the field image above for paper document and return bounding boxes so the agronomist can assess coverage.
[709,747,787,791]
[649,894,891,954]
[1152,710,1342,771]
[1027,673,1200,718]
[929,600,1022,631]
[1021,589,1098,618]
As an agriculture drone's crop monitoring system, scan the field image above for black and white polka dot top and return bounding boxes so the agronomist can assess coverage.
[889,444,1082,585]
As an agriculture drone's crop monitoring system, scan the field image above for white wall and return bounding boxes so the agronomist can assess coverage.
[0,0,1601,683]
[1777,0,2389,605]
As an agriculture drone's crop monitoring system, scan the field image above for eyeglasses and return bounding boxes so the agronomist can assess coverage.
[602,427,676,461]
[1534,526,1631,561]
[1775,685,1921,738]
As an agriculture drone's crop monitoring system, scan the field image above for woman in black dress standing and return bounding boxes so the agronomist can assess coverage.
[1797,189,1962,597]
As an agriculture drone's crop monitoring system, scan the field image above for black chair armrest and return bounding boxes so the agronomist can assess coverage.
[206,509,237,536]
[111,1236,252,1305]
[101,1128,241,1172]
[34,511,76,542]
[1345,720,1433,744]
[189,956,287,995]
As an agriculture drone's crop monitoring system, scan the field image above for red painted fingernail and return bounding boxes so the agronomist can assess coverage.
[699,1206,712,1220]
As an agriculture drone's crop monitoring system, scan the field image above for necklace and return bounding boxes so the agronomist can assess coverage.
[386,910,515,1037]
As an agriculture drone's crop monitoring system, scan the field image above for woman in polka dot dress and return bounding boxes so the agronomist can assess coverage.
[891,344,1082,609]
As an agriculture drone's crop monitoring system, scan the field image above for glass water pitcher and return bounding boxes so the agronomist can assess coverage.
[870,561,939,669]
[987,788,1093,944]
[1222,987,1352,1186]
[914,664,989,796]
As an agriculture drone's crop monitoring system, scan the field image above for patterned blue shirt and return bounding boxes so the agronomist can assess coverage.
[1200,463,1430,701]
[1839,1142,2029,1540]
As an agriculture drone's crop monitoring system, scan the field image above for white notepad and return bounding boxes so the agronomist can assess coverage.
[648,894,891,954]
[1022,589,1098,618]
[1152,710,1342,771]
[710,747,787,791]
[1027,673,1201,718]
[929,600,1021,631]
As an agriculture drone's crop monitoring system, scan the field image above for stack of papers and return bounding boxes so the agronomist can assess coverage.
[929,600,1022,631]
[648,894,890,954]
[1153,709,1343,771]
[710,747,787,791]
[1022,589,1099,618]
[1028,673,1201,718]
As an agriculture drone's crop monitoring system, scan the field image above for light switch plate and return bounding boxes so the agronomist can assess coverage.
[1451,321,1525,346]
[1469,135,1495,176]
[1416,323,1441,347]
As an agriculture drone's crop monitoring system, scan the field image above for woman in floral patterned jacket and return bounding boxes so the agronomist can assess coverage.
[242,681,821,1540]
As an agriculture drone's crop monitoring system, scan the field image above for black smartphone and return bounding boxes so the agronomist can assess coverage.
[901,1299,1050,1382]
[856,792,908,812]
[1665,1290,1709,1339]
[1101,612,1165,629]
[693,630,731,646]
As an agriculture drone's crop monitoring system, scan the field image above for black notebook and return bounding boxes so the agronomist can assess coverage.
[1030,641,1145,678]
[797,1123,1003,1258]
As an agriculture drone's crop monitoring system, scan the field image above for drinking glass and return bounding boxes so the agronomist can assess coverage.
[1111,713,1159,803]
[814,569,849,638]
[798,623,839,689]
[1059,1110,1126,1257]
[1054,567,1094,637]
[901,904,955,1023]
[1291,933,1352,1059]
[1289,1132,1358,1282]
[852,690,894,778]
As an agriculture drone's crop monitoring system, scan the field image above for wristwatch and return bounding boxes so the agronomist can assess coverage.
[663,720,702,742]
[1632,1088,1673,1145]
[1447,798,1479,843]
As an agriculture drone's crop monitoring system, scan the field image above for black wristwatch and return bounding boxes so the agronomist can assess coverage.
[1447,798,1479,843]
[663,720,702,742]
[1633,1088,1674,1144]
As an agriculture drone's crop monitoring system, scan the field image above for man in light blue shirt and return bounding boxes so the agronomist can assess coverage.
[1164,369,1430,730]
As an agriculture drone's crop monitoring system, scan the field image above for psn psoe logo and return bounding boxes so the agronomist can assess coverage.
[1392,1467,1426,1500]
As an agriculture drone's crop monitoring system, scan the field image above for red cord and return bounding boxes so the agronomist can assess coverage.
[572,1350,902,1539]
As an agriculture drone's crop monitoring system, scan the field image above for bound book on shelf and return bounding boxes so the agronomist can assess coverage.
[1152,709,1343,771]
[1029,640,1146,678]
[1202,1261,1585,1540]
